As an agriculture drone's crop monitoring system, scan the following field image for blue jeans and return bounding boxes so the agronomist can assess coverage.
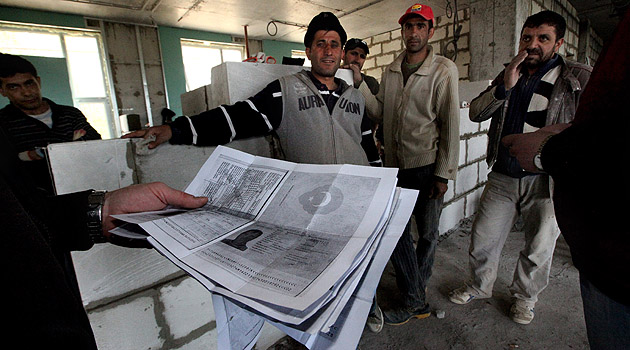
[389,165,443,308]
[580,274,630,350]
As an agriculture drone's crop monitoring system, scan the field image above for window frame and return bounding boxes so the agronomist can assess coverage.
[180,38,246,91]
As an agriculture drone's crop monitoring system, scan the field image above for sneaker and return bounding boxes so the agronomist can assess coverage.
[383,304,431,326]
[366,304,384,333]
[510,302,535,325]
[449,286,480,305]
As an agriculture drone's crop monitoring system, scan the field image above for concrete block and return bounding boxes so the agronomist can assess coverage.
[382,40,402,53]
[444,179,455,202]
[465,186,485,217]
[210,62,353,107]
[456,62,469,80]
[173,329,218,350]
[457,9,466,21]
[89,296,163,350]
[459,140,467,167]
[459,108,479,135]
[467,134,487,163]
[391,29,401,40]
[432,26,447,42]
[457,34,470,50]
[480,119,491,133]
[459,20,470,35]
[363,57,376,70]
[373,32,390,43]
[132,140,271,191]
[160,277,215,339]
[181,84,212,116]
[439,197,465,234]
[376,53,395,67]
[47,139,135,195]
[458,80,491,105]
[74,245,183,309]
[369,43,382,55]
[455,163,478,195]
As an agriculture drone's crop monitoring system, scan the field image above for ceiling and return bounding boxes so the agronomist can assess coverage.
[0,0,626,43]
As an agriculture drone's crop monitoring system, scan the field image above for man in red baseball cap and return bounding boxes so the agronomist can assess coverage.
[353,3,460,326]
[398,3,434,27]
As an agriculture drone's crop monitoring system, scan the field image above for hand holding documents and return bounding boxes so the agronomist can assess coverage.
[112,145,418,350]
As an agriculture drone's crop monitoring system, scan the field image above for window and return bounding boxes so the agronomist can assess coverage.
[181,39,245,91]
[0,22,116,139]
[291,49,311,67]
[0,30,64,57]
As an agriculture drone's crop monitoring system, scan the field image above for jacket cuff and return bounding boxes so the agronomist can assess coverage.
[434,175,448,184]
[169,117,193,145]
[494,84,508,100]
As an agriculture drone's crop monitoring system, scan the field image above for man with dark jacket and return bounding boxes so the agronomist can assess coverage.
[502,8,629,348]
[449,11,591,325]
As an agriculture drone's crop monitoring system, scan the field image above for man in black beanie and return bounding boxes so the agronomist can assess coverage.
[125,11,379,168]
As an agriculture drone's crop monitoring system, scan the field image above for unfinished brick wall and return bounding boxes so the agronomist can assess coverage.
[532,0,603,64]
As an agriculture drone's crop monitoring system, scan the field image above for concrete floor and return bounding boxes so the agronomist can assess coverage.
[270,218,590,349]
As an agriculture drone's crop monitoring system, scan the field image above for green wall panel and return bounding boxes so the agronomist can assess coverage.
[0,5,85,28]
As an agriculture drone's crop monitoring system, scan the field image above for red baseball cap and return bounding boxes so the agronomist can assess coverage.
[398,3,434,26]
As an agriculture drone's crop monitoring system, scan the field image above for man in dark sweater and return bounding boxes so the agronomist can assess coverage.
[502,8,629,348]
[342,38,384,166]
[0,53,103,299]
[0,53,101,193]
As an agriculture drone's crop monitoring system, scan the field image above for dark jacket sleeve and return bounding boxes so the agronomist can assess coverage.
[0,126,93,252]
[72,107,101,141]
[170,80,283,145]
[360,109,382,167]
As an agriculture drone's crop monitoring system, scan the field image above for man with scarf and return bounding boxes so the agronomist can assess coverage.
[448,10,591,325]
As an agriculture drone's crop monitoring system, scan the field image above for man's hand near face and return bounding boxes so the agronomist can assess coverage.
[504,50,528,90]
[342,63,364,87]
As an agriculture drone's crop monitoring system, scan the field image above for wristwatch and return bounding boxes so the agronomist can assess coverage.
[87,190,108,244]
[533,135,554,172]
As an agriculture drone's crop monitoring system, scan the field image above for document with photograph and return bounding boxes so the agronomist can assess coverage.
[114,145,398,311]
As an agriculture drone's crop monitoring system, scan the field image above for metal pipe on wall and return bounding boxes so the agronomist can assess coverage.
[135,25,154,127]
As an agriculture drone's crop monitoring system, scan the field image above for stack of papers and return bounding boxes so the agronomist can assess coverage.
[112,146,418,350]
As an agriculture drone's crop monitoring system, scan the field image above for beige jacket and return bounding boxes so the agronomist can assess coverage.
[359,46,460,180]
